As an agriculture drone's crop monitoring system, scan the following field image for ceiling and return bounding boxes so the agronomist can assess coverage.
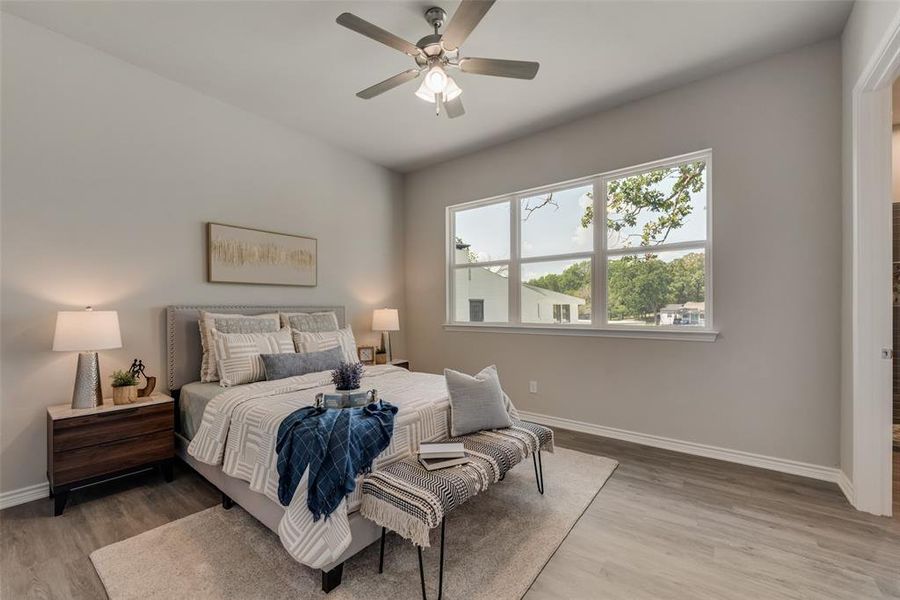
[3,1,852,172]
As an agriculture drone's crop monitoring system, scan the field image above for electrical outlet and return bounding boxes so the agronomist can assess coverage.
[529,381,538,394]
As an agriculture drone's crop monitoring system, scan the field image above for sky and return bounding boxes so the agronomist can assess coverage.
[454,168,707,279]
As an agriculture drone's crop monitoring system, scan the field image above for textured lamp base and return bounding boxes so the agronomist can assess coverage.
[72,351,102,409]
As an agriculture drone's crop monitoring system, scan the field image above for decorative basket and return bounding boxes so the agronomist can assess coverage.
[112,385,138,405]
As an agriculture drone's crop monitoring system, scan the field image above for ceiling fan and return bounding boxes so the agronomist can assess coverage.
[336,0,539,119]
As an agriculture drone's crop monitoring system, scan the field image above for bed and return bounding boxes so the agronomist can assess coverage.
[166,305,451,593]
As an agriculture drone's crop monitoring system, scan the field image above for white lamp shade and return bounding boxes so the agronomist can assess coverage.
[53,309,122,351]
[372,308,400,332]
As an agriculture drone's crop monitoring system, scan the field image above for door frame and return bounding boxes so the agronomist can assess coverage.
[850,14,900,516]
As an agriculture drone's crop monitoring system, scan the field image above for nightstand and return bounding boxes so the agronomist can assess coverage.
[390,359,410,370]
[46,394,175,516]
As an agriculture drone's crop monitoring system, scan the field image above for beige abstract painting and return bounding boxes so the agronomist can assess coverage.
[208,223,317,286]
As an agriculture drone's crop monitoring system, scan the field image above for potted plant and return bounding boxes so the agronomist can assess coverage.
[315,362,376,409]
[110,369,138,405]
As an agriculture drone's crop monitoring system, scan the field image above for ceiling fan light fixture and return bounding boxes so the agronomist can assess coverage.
[424,65,449,93]
[415,75,462,103]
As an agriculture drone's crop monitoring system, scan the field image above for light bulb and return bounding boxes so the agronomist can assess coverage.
[424,66,448,94]
[416,75,462,104]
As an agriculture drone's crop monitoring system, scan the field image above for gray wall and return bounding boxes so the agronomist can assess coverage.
[0,16,406,494]
[404,40,843,468]
[839,0,900,482]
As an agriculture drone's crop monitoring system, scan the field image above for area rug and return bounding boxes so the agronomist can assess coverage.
[90,448,617,599]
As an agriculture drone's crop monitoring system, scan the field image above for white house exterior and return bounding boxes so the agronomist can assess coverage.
[454,245,585,323]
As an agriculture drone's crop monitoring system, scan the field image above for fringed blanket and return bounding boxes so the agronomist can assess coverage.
[360,420,554,548]
[276,401,398,518]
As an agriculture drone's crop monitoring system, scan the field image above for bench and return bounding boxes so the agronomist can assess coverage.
[360,420,554,599]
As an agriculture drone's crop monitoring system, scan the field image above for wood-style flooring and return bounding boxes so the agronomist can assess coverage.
[1,432,898,599]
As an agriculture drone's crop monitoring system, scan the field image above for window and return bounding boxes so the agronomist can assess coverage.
[446,150,713,337]
[469,299,485,322]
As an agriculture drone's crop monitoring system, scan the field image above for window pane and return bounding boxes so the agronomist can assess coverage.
[520,184,593,258]
[521,259,591,324]
[454,202,509,263]
[607,249,706,327]
[606,161,707,250]
[453,265,508,322]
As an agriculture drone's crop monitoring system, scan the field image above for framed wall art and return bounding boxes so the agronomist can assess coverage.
[207,223,317,287]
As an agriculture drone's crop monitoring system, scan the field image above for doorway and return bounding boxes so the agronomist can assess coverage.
[893,79,900,518]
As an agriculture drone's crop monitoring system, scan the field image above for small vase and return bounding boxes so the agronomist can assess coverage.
[112,385,138,405]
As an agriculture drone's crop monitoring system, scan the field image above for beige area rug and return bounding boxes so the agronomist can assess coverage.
[91,448,617,600]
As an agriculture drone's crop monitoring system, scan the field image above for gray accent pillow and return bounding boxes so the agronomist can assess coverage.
[280,311,339,333]
[261,347,344,381]
[444,365,513,437]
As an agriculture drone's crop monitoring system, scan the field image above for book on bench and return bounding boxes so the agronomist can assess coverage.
[418,442,465,459]
[418,455,470,471]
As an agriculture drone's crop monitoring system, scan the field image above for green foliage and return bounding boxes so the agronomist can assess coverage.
[525,253,705,323]
[454,236,479,263]
[110,369,137,388]
[580,161,706,247]
[666,251,705,304]
[526,260,592,306]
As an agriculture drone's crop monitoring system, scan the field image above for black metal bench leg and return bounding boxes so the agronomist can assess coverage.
[321,563,344,593]
[417,517,446,600]
[378,527,386,574]
[533,450,545,495]
[221,492,235,510]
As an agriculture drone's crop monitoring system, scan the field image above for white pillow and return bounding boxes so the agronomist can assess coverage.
[291,327,358,364]
[213,328,294,387]
[198,311,280,383]
[444,365,513,437]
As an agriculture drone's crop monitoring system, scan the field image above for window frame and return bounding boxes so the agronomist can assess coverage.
[445,149,717,341]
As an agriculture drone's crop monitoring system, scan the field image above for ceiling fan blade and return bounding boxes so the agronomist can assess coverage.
[356,69,421,99]
[458,57,539,80]
[336,13,423,58]
[441,0,496,51]
[445,96,465,119]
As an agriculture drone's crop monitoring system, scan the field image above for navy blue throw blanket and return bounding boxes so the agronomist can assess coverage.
[276,401,397,520]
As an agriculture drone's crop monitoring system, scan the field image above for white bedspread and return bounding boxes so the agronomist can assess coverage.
[187,365,450,568]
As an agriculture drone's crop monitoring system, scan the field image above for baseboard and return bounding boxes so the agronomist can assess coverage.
[518,410,842,484]
[0,481,49,510]
[836,470,856,506]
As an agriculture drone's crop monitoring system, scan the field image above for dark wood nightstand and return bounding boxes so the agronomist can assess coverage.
[390,359,410,370]
[46,395,175,516]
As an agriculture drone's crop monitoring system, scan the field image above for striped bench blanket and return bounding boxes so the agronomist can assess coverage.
[360,420,554,547]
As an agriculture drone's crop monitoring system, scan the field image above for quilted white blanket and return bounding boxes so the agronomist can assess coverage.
[187,365,450,569]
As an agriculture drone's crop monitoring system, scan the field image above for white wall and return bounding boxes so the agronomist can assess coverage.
[839,0,900,483]
[0,16,405,495]
[405,40,843,468]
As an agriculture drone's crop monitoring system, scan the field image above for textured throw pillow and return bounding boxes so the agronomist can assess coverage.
[291,327,358,364]
[198,312,280,383]
[213,328,294,387]
[279,311,340,333]
[260,347,344,381]
[444,365,513,437]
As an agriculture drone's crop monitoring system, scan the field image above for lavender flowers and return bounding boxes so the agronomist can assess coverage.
[332,362,364,391]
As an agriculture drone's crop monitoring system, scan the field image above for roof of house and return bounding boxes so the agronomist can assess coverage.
[683,301,705,311]
[521,282,586,305]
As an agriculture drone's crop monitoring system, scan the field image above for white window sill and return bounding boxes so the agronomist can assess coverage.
[442,323,719,342]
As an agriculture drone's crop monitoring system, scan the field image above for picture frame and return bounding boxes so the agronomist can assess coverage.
[357,345,376,365]
[207,222,317,287]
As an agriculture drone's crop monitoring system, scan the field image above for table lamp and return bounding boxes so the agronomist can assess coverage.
[372,308,399,363]
[53,307,122,409]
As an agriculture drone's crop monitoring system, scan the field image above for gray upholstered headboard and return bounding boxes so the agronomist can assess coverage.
[166,305,346,391]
